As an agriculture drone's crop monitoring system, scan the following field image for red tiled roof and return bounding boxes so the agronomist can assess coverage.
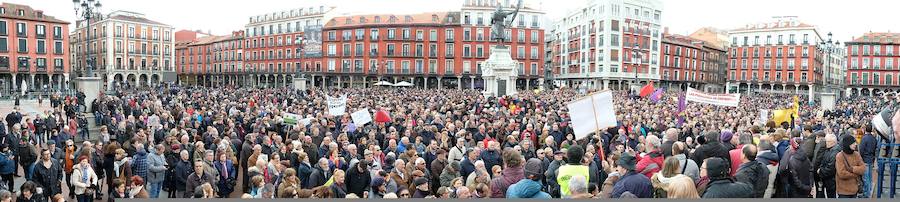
[0,3,69,24]
[849,32,900,44]
[326,12,458,29]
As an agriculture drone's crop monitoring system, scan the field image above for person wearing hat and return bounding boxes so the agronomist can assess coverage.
[555,145,589,198]
[506,158,551,198]
[368,177,387,199]
[411,177,430,198]
[344,158,371,197]
[439,161,460,188]
[610,152,652,198]
[701,157,753,198]
[835,133,866,198]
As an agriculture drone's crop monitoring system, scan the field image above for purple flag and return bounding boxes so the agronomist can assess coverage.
[649,89,664,103]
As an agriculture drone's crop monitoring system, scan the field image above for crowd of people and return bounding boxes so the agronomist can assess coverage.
[0,85,896,201]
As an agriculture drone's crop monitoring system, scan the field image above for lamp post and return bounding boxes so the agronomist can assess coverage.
[73,0,102,77]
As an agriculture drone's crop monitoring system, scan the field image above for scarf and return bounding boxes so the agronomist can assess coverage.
[128,185,143,198]
[114,159,128,177]
[81,166,89,182]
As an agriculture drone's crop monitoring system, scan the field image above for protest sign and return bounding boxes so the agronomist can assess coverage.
[685,87,741,107]
[327,95,347,116]
[283,112,302,125]
[567,91,617,140]
[351,108,373,126]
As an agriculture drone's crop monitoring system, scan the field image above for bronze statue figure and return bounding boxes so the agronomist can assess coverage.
[490,0,523,44]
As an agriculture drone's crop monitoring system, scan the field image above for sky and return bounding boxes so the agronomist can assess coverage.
[11,0,900,42]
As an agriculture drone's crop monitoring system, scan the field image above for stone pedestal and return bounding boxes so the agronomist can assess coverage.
[820,92,836,111]
[75,77,101,110]
[481,45,518,97]
[293,77,308,91]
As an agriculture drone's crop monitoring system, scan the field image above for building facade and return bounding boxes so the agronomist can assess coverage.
[0,3,70,95]
[459,0,546,90]
[726,17,835,99]
[659,32,727,92]
[174,30,245,86]
[71,10,175,91]
[845,32,900,96]
[242,6,331,88]
[549,0,663,91]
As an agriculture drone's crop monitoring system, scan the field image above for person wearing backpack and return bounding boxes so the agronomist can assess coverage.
[835,134,866,198]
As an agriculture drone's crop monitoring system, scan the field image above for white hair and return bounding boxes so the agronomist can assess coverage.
[568,175,588,194]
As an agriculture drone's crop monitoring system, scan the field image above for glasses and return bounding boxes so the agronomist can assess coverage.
[400,194,410,197]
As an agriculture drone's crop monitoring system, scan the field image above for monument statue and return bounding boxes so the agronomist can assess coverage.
[490,0,523,44]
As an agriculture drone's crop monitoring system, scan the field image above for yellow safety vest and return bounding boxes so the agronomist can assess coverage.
[557,164,589,197]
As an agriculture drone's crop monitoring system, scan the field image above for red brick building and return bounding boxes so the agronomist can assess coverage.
[0,3,70,94]
[321,11,544,89]
[174,30,245,86]
[845,32,900,96]
[660,32,727,92]
[243,7,328,88]
[726,17,830,99]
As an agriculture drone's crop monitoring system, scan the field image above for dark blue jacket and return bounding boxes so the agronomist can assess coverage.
[859,133,878,164]
[611,171,652,198]
[0,152,14,174]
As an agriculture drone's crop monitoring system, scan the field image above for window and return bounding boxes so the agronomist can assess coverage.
[445,29,454,41]
[517,30,525,43]
[0,37,6,52]
[402,29,411,39]
[416,30,424,41]
[463,28,471,41]
[429,44,437,57]
[327,44,336,56]
[386,44,395,56]
[416,60,424,73]
[802,34,808,44]
[429,30,437,41]
[35,58,46,68]
[54,41,62,54]
[445,59,454,74]
[370,29,379,40]
[16,23,26,36]
[416,44,424,57]
[531,31,538,43]
[17,38,26,53]
[463,45,471,57]
[387,29,395,39]
[402,44,410,56]
[401,61,410,73]
[531,47,538,59]
[476,45,483,57]
[446,44,454,57]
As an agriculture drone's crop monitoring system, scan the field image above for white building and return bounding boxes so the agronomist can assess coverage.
[550,0,663,90]
[71,10,176,91]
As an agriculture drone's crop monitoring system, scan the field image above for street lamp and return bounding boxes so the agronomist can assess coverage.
[73,0,102,77]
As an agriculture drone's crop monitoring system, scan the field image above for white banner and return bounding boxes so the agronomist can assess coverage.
[327,95,347,116]
[566,91,618,140]
[351,108,373,126]
[685,87,741,107]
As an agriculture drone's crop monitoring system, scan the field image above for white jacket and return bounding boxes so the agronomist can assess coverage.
[71,164,99,195]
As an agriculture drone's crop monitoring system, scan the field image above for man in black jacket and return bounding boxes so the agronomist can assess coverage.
[32,149,64,197]
[816,134,839,198]
[691,131,731,168]
[734,145,769,198]
[702,157,753,198]
[344,159,371,197]
[5,108,22,132]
